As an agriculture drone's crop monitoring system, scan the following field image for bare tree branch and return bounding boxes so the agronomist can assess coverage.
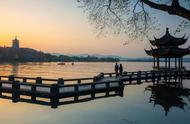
[78,0,190,41]
[141,0,190,20]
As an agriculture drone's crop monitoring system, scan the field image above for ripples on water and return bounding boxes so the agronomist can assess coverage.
[0,62,154,79]
[0,62,190,124]
[1,62,189,79]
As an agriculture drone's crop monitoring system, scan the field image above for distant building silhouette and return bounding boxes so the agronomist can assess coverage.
[12,36,19,49]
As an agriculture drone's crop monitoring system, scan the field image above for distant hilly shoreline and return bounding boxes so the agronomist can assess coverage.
[0,47,119,62]
[52,53,190,62]
[1,48,190,62]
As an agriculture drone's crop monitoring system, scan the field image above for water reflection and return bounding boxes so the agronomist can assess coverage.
[11,62,19,76]
[146,78,190,116]
[0,62,153,79]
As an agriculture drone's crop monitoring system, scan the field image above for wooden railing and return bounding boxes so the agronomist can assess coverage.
[0,76,124,108]
[0,70,189,108]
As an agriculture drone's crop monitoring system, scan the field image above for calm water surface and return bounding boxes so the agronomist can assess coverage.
[0,62,190,124]
[0,62,153,78]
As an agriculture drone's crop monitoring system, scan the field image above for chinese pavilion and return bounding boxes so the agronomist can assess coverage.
[145,28,190,70]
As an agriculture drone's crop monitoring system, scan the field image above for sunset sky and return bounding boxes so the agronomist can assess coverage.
[0,0,189,58]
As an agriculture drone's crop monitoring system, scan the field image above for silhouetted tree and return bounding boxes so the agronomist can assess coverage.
[78,0,190,40]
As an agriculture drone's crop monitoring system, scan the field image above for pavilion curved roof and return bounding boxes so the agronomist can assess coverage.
[145,47,190,58]
[150,28,188,47]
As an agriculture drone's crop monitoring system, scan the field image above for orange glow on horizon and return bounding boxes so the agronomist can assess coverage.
[0,0,158,57]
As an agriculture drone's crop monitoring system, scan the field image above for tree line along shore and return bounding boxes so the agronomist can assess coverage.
[0,47,119,62]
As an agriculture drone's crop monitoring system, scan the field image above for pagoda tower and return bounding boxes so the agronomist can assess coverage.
[145,28,190,70]
[12,36,19,49]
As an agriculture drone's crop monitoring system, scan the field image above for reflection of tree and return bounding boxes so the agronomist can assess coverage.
[146,84,190,116]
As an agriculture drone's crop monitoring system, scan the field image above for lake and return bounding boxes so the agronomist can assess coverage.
[0,62,190,124]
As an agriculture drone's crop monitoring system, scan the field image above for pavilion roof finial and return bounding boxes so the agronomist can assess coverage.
[148,27,188,47]
[166,27,169,35]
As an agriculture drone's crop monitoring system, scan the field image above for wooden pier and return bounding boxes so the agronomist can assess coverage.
[0,70,189,108]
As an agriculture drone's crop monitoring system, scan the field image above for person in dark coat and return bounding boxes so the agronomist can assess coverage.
[115,63,119,77]
[119,64,123,75]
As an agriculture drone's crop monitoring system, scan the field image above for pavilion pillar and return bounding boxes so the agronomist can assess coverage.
[168,58,171,69]
[153,58,155,68]
[175,58,177,69]
[165,58,167,68]
[181,57,183,69]
[178,57,181,69]
[157,58,160,69]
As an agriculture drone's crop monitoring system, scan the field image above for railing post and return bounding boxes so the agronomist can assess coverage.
[36,77,42,84]
[74,85,79,102]
[91,83,95,99]
[187,71,190,79]
[129,75,132,84]
[159,72,162,80]
[164,71,167,81]
[119,81,124,97]
[12,81,20,103]
[50,84,59,108]
[23,78,27,82]
[160,71,163,80]
[109,73,112,77]
[0,81,2,96]
[169,71,171,82]
[180,71,183,79]
[170,71,172,80]
[174,71,177,82]
[58,78,64,84]
[93,77,97,82]
[152,71,155,84]
[9,75,15,81]
[123,71,127,76]
[100,73,104,79]
[137,71,141,84]
[78,79,81,84]
[31,85,36,101]
[106,82,110,96]
[145,72,148,82]
[156,72,161,84]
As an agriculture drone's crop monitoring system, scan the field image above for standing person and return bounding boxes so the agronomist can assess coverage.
[115,63,119,77]
[119,64,123,76]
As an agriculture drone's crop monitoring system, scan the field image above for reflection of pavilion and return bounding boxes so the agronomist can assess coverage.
[144,28,190,115]
[146,83,190,116]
